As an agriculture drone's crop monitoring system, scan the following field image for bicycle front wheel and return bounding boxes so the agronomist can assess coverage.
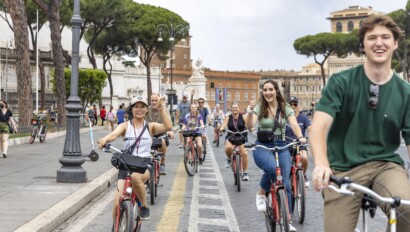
[149,167,155,205]
[184,146,196,176]
[277,189,290,232]
[116,201,134,232]
[295,170,306,224]
[236,154,241,192]
[39,127,47,143]
[29,127,38,144]
[265,193,276,232]
[216,131,220,147]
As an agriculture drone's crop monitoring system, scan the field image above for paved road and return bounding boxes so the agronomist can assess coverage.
[54,128,410,232]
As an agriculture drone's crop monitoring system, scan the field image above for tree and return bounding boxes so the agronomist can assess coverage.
[51,68,107,109]
[126,3,189,102]
[293,32,359,86]
[3,0,33,127]
[32,0,68,125]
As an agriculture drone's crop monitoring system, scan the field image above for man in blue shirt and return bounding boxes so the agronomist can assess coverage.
[116,105,126,124]
[285,96,311,187]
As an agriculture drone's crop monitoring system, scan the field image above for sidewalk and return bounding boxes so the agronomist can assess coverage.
[0,126,120,232]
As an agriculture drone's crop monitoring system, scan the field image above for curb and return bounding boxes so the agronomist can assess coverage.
[14,167,118,232]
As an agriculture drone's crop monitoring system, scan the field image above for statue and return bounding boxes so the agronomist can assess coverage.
[192,58,204,77]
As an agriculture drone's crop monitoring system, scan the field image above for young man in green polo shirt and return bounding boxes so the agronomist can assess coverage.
[310,15,410,231]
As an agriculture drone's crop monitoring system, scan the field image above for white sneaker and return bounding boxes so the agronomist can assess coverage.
[289,223,297,232]
[304,175,310,188]
[256,193,266,212]
[178,144,183,149]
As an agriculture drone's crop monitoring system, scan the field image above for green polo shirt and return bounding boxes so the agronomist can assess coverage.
[254,103,294,135]
[316,65,410,171]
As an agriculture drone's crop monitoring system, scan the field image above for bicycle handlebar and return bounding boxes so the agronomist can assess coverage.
[102,144,122,154]
[224,129,249,135]
[245,141,298,151]
[328,176,410,208]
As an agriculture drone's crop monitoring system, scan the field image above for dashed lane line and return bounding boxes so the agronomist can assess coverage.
[188,142,240,232]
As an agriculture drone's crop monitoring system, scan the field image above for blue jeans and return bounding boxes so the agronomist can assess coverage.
[253,139,292,212]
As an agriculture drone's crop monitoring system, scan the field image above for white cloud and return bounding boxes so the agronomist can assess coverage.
[137,0,406,71]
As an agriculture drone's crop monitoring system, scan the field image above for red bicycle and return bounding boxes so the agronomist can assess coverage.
[105,144,145,232]
[225,129,249,192]
[289,141,307,224]
[182,126,204,176]
[149,134,168,205]
[246,141,297,232]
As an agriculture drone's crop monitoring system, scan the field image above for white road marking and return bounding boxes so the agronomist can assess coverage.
[188,141,240,232]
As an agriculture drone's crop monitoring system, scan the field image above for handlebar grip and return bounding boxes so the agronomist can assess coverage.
[329,176,351,187]
[104,143,111,149]
[244,144,254,148]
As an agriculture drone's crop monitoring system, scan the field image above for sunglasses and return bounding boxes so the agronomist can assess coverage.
[290,103,298,107]
[368,84,379,109]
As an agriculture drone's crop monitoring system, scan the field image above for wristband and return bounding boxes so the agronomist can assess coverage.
[247,108,254,114]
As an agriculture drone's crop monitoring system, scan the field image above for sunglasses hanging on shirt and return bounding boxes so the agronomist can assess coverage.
[368,84,379,109]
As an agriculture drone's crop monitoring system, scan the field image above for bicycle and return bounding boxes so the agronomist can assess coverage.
[148,134,168,205]
[289,141,308,224]
[215,122,221,147]
[104,144,146,232]
[182,126,204,176]
[246,141,298,232]
[225,129,249,192]
[29,116,47,144]
[328,176,410,232]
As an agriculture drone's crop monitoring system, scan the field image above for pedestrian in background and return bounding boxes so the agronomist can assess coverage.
[87,106,96,126]
[116,105,126,125]
[175,93,191,148]
[100,105,106,126]
[93,105,98,126]
[0,100,18,158]
[107,106,116,131]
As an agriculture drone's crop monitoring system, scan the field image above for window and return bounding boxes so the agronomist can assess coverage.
[348,21,354,32]
[299,86,303,92]
[293,86,296,92]
[336,22,342,32]
[206,91,209,100]
[236,84,239,89]
[210,82,215,88]
[244,92,248,101]
[219,83,223,88]
[184,54,187,59]
[235,92,240,101]
[227,92,231,101]
[252,93,256,100]
[211,92,215,101]
[312,86,315,91]
[244,84,248,89]
[227,83,231,88]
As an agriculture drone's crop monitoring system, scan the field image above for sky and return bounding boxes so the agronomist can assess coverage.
[136,0,407,72]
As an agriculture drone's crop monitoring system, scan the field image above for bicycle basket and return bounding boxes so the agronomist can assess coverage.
[183,130,194,137]
[228,134,245,145]
[31,118,39,126]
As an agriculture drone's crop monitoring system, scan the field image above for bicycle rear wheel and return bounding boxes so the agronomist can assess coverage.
[277,189,290,232]
[183,146,196,176]
[39,127,47,143]
[29,127,38,144]
[155,161,160,197]
[116,201,134,232]
[296,170,306,224]
[236,154,241,192]
[149,167,155,205]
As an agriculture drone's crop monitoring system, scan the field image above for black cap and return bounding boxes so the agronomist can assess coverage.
[288,96,299,103]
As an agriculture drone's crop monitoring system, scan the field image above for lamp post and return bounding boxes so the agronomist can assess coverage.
[157,22,189,124]
[57,0,86,183]
[35,9,39,113]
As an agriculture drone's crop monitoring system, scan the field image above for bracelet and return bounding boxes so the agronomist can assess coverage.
[247,109,254,114]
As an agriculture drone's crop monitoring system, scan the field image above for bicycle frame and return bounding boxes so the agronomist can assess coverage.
[114,174,140,232]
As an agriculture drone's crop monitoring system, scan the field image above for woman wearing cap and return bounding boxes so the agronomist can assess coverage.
[98,96,171,222]
[245,80,306,232]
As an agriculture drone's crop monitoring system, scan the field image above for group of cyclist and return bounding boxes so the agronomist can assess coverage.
[96,15,410,231]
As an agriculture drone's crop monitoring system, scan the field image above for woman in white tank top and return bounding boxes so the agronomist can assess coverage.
[98,95,172,222]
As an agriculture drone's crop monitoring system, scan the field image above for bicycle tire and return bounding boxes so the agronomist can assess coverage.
[296,170,306,224]
[265,192,276,232]
[277,189,290,232]
[216,131,220,147]
[155,162,160,197]
[149,167,155,205]
[183,146,196,176]
[194,147,199,173]
[233,157,237,185]
[133,201,142,232]
[29,127,38,144]
[236,154,241,192]
[116,200,134,232]
[39,127,47,143]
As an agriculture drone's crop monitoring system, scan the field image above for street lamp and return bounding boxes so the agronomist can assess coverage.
[157,22,189,124]
[57,0,86,183]
[5,36,13,102]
